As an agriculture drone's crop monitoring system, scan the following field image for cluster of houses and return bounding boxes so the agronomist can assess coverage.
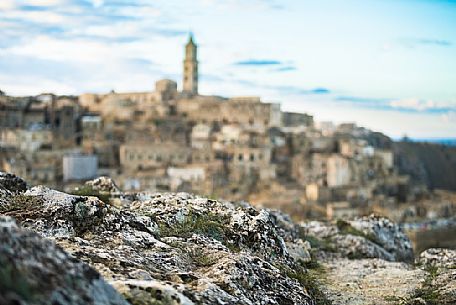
[0,36,412,219]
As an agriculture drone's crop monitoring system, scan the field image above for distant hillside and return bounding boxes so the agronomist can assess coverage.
[393,141,456,191]
[412,138,456,147]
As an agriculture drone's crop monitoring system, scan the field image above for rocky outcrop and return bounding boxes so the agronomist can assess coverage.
[84,176,121,194]
[349,215,414,262]
[321,258,426,305]
[0,172,454,305]
[0,216,128,305]
[413,248,456,305]
[0,172,27,193]
[0,173,315,305]
[300,216,414,262]
[418,248,456,269]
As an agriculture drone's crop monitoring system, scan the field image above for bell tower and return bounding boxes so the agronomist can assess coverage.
[183,34,198,95]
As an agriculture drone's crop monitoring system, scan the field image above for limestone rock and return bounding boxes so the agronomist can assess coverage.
[1,172,449,305]
[321,258,426,305]
[417,248,456,305]
[85,176,121,194]
[418,248,456,269]
[349,215,414,262]
[0,171,27,193]
[301,215,414,262]
[0,173,316,305]
[0,216,128,305]
[286,239,312,263]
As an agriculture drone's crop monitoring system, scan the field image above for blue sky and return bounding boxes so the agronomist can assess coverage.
[0,0,455,138]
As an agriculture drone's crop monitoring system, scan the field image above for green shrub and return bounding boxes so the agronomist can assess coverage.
[159,212,240,252]
[71,185,110,204]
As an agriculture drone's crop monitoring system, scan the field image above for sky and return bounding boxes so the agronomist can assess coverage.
[0,0,455,138]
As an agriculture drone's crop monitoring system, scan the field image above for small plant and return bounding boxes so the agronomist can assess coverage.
[159,212,226,239]
[276,263,332,305]
[71,185,110,204]
[158,211,241,253]
[300,259,323,271]
[386,265,442,305]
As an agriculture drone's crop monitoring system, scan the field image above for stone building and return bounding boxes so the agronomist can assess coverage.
[167,166,205,192]
[282,111,314,127]
[227,146,275,181]
[63,154,98,181]
[81,114,102,145]
[119,143,190,171]
[327,154,352,187]
[155,79,178,102]
[191,123,212,149]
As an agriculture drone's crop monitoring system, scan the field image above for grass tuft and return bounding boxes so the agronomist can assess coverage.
[158,211,240,252]
[276,263,332,305]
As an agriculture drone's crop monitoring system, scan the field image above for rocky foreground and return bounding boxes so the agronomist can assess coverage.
[0,172,455,305]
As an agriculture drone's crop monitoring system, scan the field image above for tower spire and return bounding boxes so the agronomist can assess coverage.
[183,33,198,96]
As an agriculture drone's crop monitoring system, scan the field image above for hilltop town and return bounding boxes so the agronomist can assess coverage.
[1,35,455,223]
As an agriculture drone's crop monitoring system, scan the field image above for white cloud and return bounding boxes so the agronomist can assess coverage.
[23,0,66,6]
[0,74,78,96]
[2,9,67,24]
[441,111,456,123]
[91,0,104,8]
[0,0,16,10]
[389,98,451,111]
[4,35,121,63]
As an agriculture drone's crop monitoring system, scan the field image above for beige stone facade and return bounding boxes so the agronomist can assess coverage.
[120,143,190,171]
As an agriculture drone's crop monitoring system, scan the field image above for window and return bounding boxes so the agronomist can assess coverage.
[250,153,255,162]
[238,154,243,161]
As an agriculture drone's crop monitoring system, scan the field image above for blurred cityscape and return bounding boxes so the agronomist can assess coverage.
[1,35,455,242]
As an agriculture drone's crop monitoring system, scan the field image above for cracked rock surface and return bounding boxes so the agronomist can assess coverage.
[0,172,455,305]
[0,173,315,305]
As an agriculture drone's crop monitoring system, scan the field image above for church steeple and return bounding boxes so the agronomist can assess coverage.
[183,33,198,95]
